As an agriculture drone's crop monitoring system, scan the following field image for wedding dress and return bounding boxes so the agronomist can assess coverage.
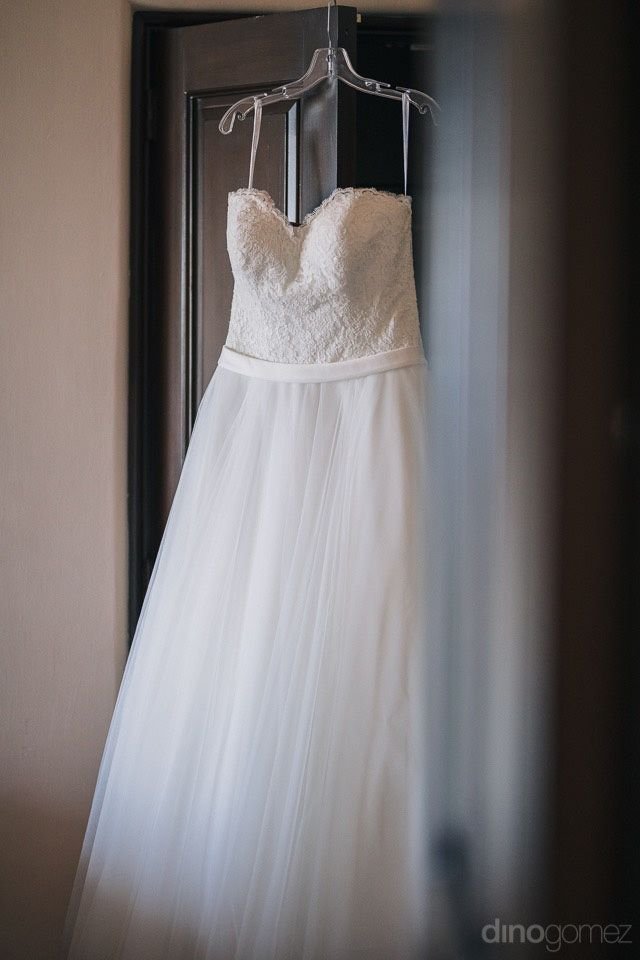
[63,105,430,960]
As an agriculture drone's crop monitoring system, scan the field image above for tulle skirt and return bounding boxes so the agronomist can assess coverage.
[63,344,430,960]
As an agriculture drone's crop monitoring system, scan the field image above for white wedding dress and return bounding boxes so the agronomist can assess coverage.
[63,108,430,960]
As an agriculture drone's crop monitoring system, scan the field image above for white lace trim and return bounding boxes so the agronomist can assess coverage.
[228,186,412,230]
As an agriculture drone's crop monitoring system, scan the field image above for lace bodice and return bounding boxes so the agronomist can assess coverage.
[225,186,423,364]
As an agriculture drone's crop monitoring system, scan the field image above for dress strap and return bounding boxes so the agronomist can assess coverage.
[402,92,410,196]
[248,97,263,190]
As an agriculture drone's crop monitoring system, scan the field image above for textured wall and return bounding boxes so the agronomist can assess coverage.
[0,2,129,957]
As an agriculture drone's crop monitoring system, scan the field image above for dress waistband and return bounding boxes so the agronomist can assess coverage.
[217,344,427,383]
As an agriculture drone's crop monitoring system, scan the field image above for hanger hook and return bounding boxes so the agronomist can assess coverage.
[327,0,337,52]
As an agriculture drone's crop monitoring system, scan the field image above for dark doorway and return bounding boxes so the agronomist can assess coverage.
[128,7,434,641]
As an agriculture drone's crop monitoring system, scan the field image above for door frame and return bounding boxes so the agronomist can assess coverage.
[128,10,253,642]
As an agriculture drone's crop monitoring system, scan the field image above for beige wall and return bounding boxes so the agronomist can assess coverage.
[0,2,430,957]
[0,2,130,957]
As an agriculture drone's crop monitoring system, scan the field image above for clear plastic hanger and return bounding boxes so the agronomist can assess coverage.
[218,0,440,137]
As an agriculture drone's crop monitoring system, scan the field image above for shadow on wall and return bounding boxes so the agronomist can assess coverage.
[1,793,87,959]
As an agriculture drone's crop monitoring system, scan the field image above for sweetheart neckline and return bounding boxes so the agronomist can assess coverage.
[228,185,412,230]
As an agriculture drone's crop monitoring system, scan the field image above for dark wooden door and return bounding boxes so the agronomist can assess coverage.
[129,8,432,638]
[157,7,357,512]
[129,7,357,628]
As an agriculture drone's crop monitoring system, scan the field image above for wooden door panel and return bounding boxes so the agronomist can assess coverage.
[129,7,358,631]
[157,6,357,521]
